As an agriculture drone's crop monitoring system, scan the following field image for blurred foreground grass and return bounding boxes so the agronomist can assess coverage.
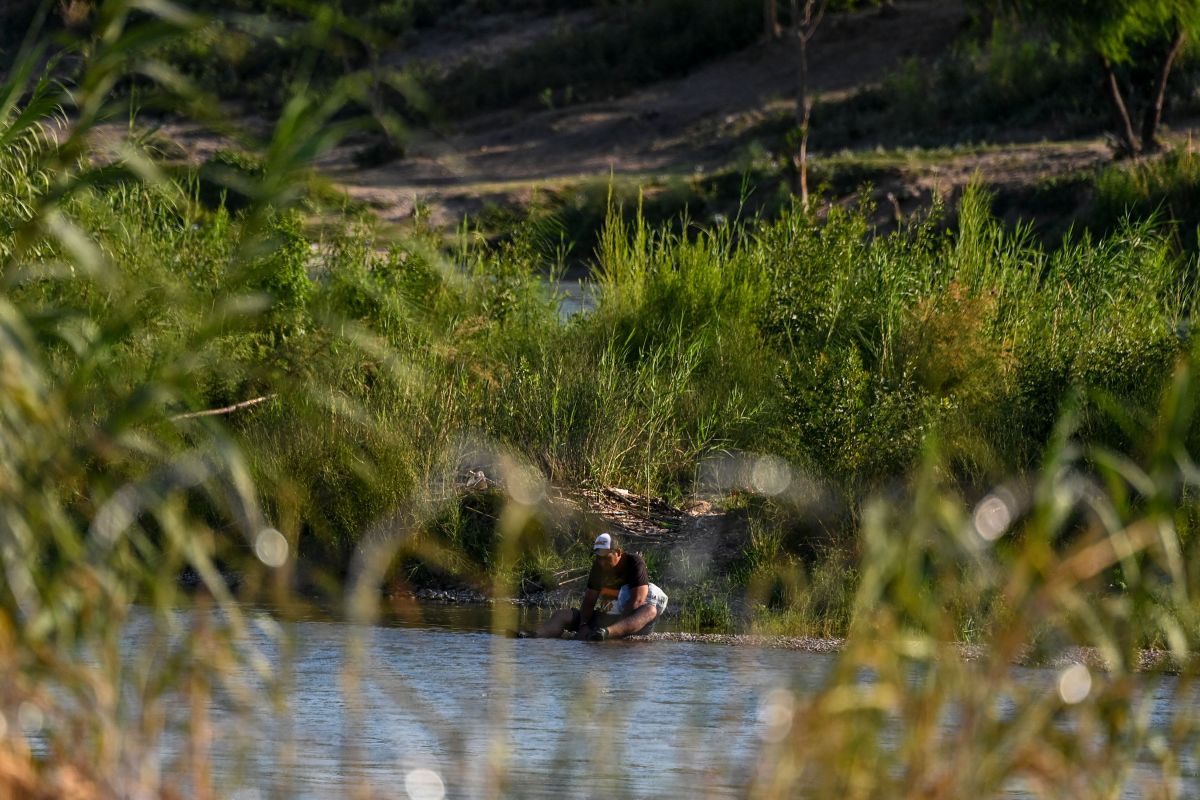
[2,2,1200,797]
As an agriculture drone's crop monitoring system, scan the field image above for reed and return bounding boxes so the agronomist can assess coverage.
[2,3,1200,797]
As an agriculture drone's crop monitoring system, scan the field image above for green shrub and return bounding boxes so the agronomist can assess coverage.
[1092,147,1200,253]
[677,585,735,633]
[195,148,267,211]
[818,18,1200,148]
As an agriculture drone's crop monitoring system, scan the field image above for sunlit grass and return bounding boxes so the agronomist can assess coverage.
[2,3,1200,798]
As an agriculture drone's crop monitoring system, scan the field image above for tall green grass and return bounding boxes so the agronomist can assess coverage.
[6,82,1195,567]
[760,185,1193,486]
[4,3,1200,797]
[1091,146,1200,253]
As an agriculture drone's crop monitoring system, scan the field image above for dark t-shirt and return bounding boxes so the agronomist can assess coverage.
[587,551,650,594]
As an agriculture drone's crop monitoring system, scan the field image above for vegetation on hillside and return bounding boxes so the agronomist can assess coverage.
[4,2,1200,797]
[2,0,1200,617]
[1002,0,1200,154]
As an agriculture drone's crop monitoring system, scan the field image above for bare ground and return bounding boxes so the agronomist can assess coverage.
[123,0,1194,238]
[310,0,1125,231]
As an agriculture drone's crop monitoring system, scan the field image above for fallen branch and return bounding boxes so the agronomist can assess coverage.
[171,395,275,421]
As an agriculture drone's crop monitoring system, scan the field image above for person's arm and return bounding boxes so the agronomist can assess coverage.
[623,554,650,613]
[624,584,649,613]
[578,588,600,637]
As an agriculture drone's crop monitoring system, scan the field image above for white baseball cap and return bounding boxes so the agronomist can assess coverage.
[592,533,616,551]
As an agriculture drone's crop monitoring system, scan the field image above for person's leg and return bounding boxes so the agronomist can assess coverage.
[629,611,661,636]
[533,607,580,639]
[592,583,667,639]
[596,602,657,639]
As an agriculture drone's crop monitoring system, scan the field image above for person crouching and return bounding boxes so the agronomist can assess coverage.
[529,533,668,641]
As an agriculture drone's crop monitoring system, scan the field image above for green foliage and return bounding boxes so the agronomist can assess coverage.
[735,514,859,638]
[11,114,1191,561]
[195,148,267,211]
[760,185,1193,486]
[34,164,1181,561]
[1091,146,1200,251]
[817,10,1200,149]
[820,23,1109,147]
[1000,0,1200,150]
[677,584,735,633]
[11,5,1200,798]
[1004,0,1200,65]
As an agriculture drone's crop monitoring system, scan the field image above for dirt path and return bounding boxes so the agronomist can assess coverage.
[139,0,1174,234]
[320,0,991,228]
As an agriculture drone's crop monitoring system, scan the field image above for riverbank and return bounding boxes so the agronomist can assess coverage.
[386,591,1184,673]
[638,634,1183,673]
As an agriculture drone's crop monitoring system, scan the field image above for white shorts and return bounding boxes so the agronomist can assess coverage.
[616,582,669,616]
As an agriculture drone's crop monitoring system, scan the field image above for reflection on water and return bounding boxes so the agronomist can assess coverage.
[153,604,836,799]
[554,279,595,319]
[113,605,1198,799]
[381,603,563,633]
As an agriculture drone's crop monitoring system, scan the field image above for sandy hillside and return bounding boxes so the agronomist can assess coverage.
[128,0,1175,234]
[311,0,1127,230]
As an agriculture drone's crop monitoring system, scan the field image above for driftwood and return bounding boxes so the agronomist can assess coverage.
[171,395,275,421]
[578,487,687,544]
[450,467,735,557]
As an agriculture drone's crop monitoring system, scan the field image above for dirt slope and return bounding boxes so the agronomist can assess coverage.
[139,0,1166,233]
[322,0,980,227]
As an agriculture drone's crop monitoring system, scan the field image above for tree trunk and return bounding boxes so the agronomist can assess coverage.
[798,99,812,209]
[792,23,811,206]
[764,0,780,40]
[1141,28,1186,153]
[788,0,826,205]
[1101,57,1140,156]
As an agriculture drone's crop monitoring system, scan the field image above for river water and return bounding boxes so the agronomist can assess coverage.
[107,604,1199,799]
[187,605,832,799]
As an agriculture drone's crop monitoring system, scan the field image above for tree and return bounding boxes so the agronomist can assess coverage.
[789,0,830,208]
[765,0,782,40]
[1007,0,1200,155]
[782,1,882,204]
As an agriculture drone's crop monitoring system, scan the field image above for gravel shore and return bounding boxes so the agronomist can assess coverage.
[402,590,1185,672]
[638,632,844,654]
[637,632,1182,673]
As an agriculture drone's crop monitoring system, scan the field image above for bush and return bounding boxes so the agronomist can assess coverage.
[1092,147,1200,253]
[818,18,1200,148]
[677,585,735,633]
